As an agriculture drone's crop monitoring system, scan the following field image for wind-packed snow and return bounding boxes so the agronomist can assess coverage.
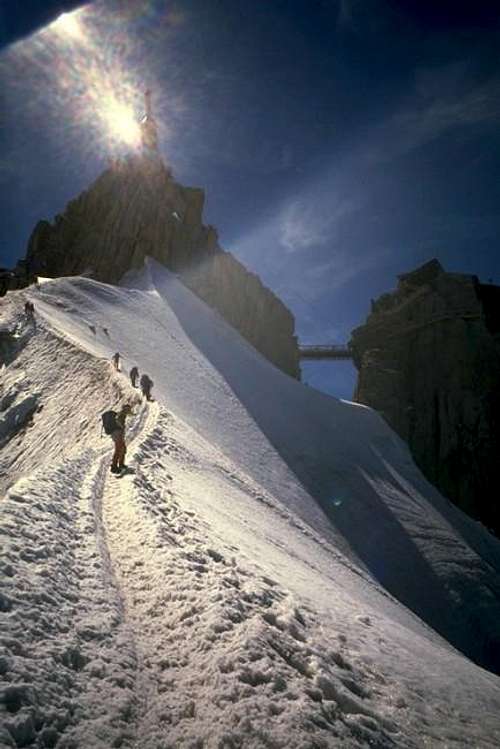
[1,259,500,748]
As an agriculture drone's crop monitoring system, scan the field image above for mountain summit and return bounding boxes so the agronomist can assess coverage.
[7,149,299,378]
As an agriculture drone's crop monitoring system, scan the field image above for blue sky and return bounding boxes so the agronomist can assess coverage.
[1,0,500,399]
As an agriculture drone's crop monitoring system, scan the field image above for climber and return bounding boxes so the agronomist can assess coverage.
[24,300,36,328]
[112,352,121,371]
[140,373,154,401]
[24,300,34,318]
[130,366,139,387]
[102,403,133,474]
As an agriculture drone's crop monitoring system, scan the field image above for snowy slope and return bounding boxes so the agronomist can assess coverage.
[1,261,500,748]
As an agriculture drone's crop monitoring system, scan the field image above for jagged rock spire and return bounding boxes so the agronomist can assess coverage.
[12,158,300,378]
[141,88,158,153]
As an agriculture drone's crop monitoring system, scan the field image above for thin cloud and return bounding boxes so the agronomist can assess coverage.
[359,73,500,168]
[337,0,357,29]
[280,196,358,253]
[336,0,397,35]
[231,61,499,321]
[294,245,390,301]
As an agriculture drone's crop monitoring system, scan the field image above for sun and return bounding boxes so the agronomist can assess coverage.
[51,11,85,39]
[100,97,141,147]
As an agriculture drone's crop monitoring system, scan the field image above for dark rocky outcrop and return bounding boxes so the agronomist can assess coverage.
[6,154,299,378]
[350,259,500,535]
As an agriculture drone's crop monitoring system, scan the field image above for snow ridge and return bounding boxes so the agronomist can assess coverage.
[1,273,500,747]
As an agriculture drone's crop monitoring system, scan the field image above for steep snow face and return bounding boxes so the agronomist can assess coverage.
[25,259,500,672]
[1,265,500,748]
[0,324,139,497]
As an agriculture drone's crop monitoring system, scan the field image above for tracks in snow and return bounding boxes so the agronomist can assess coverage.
[99,400,166,747]
[92,402,406,749]
[1,378,413,748]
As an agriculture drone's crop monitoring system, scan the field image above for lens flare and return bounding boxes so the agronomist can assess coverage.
[48,5,145,152]
[1,3,171,162]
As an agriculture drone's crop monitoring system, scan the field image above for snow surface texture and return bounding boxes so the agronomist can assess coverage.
[1,258,499,748]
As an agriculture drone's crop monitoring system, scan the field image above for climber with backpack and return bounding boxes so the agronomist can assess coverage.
[130,366,139,387]
[24,300,35,319]
[101,403,133,474]
[140,373,154,401]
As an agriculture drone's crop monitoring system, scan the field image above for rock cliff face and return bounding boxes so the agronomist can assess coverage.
[350,259,500,536]
[9,155,299,378]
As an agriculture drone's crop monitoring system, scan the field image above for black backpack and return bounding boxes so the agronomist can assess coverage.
[101,410,118,435]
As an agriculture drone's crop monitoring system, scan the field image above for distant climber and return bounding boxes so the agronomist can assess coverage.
[24,300,36,328]
[140,373,154,401]
[112,352,121,371]
[130,366,139,387]
[101,404,133,474]
[24,300,35,318]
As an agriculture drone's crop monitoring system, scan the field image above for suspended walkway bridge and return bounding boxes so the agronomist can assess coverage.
[299,344,352,360]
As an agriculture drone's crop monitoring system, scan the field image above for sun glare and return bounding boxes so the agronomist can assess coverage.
[100,98,141,147]
[51,11,84,39]
[13,5,150,157]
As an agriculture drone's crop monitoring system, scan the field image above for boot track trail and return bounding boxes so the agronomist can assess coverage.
[3,292,498,749]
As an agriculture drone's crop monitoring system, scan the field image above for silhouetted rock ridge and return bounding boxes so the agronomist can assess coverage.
[350,259,500,535]
[10,155,300,378]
